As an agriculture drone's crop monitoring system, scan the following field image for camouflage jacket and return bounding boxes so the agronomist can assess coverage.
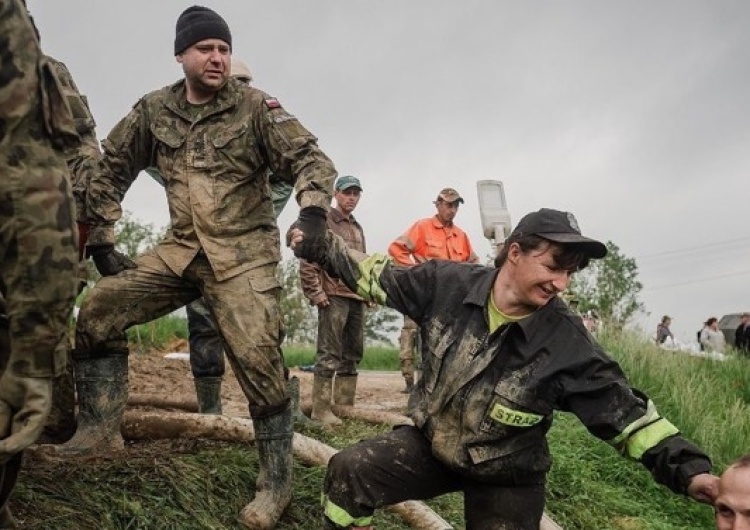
[299,208,366,304]
[45,56,100,220]
[319,232,712,493]
[85,78,335,280]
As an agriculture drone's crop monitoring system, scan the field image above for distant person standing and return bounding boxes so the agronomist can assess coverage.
[700,318,726,354]
[735,313,750,356]
[656,315,674,344]
[388,188,479,393]
[300,175,367,426]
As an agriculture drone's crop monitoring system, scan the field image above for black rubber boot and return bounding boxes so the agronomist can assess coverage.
[333,374,357,407]
[193,376,223,415]
[238,404,293,529]
[45,354,128,456]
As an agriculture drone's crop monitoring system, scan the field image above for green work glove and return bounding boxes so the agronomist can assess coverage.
[0,368,53,462]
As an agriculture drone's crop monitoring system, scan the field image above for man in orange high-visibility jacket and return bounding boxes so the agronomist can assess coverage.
[388,188,479,393]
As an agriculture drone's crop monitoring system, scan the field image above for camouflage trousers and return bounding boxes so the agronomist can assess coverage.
[314,296,365,378]
[186,298,225,378]
[76,248,287,410]
[322,425,546,529]
[398,316,420,381]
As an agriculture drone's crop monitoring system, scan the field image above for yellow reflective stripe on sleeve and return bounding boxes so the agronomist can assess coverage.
[355,253,390,305]
[322,494,374,528]
[624,418,679,460]
[609,399,659,448]
[489,403,543,427]
[607,400,680,460]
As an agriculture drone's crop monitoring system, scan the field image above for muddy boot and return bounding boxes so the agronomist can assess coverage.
[194,376,223,415]
[239,404,293,529]
[0,505,16,529]
[311,375,341,426]
[38,356,77,444]
[401,375,414,394]
[286,376,316,428]
[333,374,357,407]
[46,354,128,456]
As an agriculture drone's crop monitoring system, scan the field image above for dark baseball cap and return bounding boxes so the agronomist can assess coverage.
[511,208,607,259]
[335,175,363,191]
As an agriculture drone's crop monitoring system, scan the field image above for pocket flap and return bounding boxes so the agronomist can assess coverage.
[249,274,281,293]
[211,124,247,148]
[151,123,185,148]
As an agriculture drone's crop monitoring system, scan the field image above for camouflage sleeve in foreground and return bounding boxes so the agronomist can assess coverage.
[255,95,336,209]
[85,100,153,246]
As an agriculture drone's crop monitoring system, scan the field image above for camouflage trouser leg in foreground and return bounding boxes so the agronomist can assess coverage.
[322,426,546,530]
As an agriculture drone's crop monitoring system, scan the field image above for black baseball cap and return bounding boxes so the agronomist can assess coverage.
[511,208,607,259]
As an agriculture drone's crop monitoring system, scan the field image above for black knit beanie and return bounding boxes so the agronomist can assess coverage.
[174,6,232,55]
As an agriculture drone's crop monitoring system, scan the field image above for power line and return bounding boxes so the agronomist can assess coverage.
[636,236,750,261]
[644,268,750,291]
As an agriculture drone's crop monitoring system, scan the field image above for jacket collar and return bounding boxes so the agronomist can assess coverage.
[329,208,357,224]
[163,78,240,122]
[462,266,561,340]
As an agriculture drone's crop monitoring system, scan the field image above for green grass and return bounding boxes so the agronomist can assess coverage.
[283,345,400,371]
[126,315,189,353]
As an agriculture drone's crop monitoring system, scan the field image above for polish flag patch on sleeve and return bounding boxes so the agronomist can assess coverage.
[264,98,281,109]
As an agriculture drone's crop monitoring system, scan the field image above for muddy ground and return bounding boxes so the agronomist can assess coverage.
[130,340,410,417]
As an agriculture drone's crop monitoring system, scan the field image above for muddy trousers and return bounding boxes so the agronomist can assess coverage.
[398,317,419,385]
[186,298,225,378]
[322,426,545,530]
[314,297,365,378]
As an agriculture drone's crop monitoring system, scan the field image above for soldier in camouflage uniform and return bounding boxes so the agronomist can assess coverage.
[145,57,307,422]
[289,209,719,529]
[0,0,79,525]
[48,6,336,529]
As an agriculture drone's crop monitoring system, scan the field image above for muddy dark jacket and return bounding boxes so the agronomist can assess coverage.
[321,233,712,494]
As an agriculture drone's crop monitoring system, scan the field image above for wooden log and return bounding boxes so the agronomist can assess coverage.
[127,393,199,412]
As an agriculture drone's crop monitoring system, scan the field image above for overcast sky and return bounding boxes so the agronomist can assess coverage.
[29,1,750,343]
